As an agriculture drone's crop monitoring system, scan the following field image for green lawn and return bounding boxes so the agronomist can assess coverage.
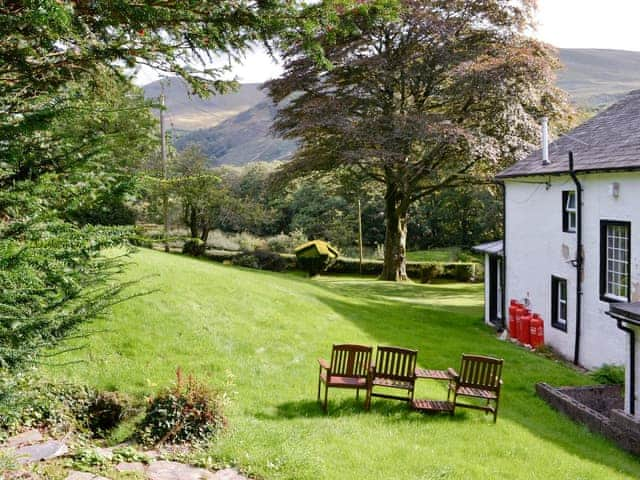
[46,249,639,479]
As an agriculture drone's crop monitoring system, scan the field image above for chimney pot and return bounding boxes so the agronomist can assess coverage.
[542,117,550,165]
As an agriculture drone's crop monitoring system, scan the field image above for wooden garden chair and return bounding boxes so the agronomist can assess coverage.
[365,346,417,410]
[447,354,504,422]
[317,344,373,412]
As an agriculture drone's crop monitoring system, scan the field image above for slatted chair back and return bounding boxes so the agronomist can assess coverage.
[458,354,503,392]
[374,346,417,382]
[328,344,372,381]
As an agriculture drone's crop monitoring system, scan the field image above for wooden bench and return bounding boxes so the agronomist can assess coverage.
[447,353,504,422]
[318,344,373,412]
[365,346,417,410]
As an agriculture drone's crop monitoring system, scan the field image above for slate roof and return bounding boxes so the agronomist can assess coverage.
[497,90,640,179]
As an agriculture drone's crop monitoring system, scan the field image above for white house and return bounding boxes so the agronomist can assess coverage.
[478,90,640,418]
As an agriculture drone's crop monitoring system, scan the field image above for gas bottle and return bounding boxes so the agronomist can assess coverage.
[530,314,544,348]
[519,311,532,345]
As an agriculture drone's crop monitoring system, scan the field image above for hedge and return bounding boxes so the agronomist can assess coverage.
[327,257,482,282]
[150,245,483,282]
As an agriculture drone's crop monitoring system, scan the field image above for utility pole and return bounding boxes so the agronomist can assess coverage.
[357,198,363,274]
[160,93,169,252]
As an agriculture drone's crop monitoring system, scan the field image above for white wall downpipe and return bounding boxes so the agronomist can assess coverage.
[541,117,550,165]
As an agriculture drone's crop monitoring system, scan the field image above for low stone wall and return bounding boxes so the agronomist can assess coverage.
[536,383,639,456]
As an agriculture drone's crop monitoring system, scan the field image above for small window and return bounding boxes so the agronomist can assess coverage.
[600,221,631,302]
[551,276,568,331]
[562,191,577,233]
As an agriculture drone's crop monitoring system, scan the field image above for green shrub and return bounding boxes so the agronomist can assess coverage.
[128,235,153,248]
[238,232,266,252]
[183,238,206,256]
[232,253,261,270]
[590,364,625,386]
[448,263,476,282]
[420,263,445,283]
[267,229,308,253]
[0,369,93,436]
[86,391,129,438]
[136,369,227,446]
[232,251,295,272]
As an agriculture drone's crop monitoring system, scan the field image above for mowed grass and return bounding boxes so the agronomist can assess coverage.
[46,249,639,479]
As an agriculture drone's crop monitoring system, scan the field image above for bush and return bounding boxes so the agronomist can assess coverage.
[0,370,93,436]
[233,250,295,272]
[590,364,625,386]
[420,263,444,283]
[232,253,260,270]
[445,263,477,282]
[238,232,266,252]
[183,238,206,256]
[267,229,308,253]
[136,369,226,446]
[86,391,128,437]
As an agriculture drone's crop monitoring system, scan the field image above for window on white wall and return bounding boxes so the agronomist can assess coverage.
[551,276,567,331]
[600,221,631,302]
[562,191,577,233]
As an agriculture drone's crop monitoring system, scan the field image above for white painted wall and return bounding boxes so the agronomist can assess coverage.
[504,172,640,369]
[484,254,491,326]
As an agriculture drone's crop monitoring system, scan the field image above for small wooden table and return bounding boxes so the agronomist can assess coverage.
[412,368,454,413]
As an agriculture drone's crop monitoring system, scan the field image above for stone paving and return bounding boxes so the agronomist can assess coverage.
[0,430,248,480]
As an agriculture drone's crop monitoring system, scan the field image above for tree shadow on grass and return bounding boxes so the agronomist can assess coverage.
[305,284,640,477]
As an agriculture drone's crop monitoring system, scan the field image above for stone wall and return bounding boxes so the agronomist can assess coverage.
[536,383,639,456]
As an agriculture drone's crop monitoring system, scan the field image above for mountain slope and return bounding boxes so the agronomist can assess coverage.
[557,49,640,108]
[143,79,265,130]
[144,48,640,166]
[174,100,297,165]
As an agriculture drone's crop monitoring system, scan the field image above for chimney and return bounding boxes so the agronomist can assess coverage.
[541,117,550,165]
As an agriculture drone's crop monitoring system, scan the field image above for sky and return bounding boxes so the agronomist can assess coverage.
[134,0,640,86]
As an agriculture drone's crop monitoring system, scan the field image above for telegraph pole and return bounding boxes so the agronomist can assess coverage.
[160,93,169,252]
[357,198,363,274]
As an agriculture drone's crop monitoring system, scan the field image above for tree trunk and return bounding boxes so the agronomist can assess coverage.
[380,188,409,281]
[188,207,198,239]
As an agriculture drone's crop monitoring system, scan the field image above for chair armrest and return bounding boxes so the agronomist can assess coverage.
[318,358,330,370]
[447,368,459,381]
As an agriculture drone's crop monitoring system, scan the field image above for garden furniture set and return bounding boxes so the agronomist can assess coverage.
[317,344,503,422]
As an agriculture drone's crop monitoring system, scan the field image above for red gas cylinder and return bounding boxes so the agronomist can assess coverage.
[530,314,544,348]
[519,311,532,345]
[514,306,527,341]
[508,300,519,339]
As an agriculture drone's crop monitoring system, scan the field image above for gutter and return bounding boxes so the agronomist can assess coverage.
[568,151,583,365]
[496,165,640,180]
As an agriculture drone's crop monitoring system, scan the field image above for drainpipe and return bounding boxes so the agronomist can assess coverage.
[607,313,636,416]
[568,151,583,365]
[500,181,506,330]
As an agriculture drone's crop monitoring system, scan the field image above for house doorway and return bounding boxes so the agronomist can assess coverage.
[489,256,504,327]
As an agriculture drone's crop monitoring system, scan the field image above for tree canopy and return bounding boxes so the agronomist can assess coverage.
[268,0,571,280]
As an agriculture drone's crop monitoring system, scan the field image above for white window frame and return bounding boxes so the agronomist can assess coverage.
[557,280,567,327]
[551,276,568,331]
[601,221,630,302]
[565,191,577,233]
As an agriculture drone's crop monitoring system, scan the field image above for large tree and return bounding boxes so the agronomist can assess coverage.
[267,0,570,280]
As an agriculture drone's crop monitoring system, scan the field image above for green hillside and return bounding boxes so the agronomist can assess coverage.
[144,78,266,131]
[174,100,297,165]
[45,249,640,480]
[558,49,640,108]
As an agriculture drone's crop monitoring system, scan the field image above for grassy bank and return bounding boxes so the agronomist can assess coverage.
[46,249,640,479]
